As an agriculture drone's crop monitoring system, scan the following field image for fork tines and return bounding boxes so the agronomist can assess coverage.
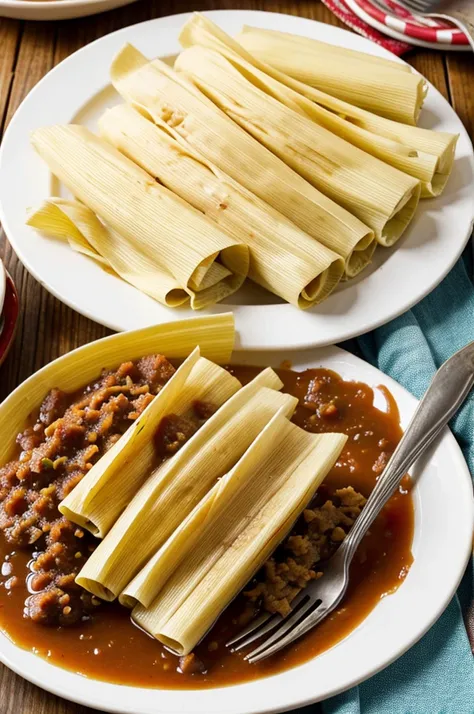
[226,592,321,663]
[395,0,434,12]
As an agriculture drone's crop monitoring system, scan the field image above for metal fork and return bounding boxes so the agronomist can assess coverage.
[228,340,474,663]
[397,0,474,49]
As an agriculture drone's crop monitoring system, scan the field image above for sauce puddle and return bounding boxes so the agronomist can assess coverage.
[0,366,414,688]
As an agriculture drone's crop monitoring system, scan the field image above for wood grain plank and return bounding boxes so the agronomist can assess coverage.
[446,52,473,138]
[0,19,22,133]
[0,2,461,712]
[0,21,57,402]
[4,21,56,128]
[0,20,110,405]
[406,50,449,101]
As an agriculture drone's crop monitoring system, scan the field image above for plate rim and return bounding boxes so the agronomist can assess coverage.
[0,9,473,352]
[0,0,138,21]
[0,0,120,7]
[0,336,472,713]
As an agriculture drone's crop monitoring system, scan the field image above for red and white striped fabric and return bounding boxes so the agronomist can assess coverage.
[322,0,469,52]
[322,0,412,54]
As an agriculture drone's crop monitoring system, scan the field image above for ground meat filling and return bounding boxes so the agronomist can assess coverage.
[0,355,195,626]
[178,653,207,675]
[244,487,367,617]
[154,401,217,457]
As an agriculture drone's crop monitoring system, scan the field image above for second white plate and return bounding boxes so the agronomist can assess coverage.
[0,10,473,350]
[0,339,472,712]
[0,0,138,21]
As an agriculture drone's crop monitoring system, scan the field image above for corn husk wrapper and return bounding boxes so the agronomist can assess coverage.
[238,27,412,74]
[175,46,421,248]
[27,199,190,307]
[132,410,347,655]
[99,104,344,308]
[76,372,296,602]
[179,14,457,198]
[60,351,241,537]
[110,44,374,277]
[30,126,249,309]
[27,199,108,266]
[0,313,235,468]
[236,26,427,125]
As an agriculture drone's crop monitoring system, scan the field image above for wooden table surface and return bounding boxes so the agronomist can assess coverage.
[0,1,472,711]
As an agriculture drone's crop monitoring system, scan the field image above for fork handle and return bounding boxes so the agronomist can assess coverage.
[339,340,474,566]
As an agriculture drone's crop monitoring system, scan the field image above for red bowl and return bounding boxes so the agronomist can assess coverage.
[0,272,19,367]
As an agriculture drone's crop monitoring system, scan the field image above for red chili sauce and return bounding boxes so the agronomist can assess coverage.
[0,363,414,688]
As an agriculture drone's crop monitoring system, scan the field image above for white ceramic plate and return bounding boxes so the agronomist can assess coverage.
[0,0,137,22]
[0,339,472,712]
[0,11,473,351]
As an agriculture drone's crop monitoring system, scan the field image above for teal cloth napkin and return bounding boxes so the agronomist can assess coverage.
[296,253,474,714]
